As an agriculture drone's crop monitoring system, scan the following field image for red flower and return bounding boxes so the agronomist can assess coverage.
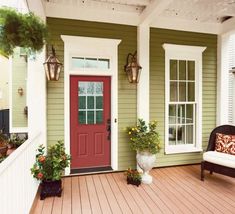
[37,172,43,179]
[38,156,46,163]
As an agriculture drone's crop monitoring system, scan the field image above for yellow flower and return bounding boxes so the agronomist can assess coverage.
[128,131,131,135]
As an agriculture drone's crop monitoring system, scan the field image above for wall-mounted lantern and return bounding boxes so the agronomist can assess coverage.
[124,51,142,83]
[43,46,62,81]
[18,87,23,96]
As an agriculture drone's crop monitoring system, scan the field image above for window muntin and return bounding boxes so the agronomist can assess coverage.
[78,81,104,125]
[168,60,196,146]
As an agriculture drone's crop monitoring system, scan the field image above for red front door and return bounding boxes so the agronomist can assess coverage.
[70,76,111,171]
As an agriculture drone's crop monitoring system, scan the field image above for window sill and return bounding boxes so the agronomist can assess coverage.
[165,146,203,155]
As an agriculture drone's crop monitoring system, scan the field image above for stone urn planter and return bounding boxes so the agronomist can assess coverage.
[136,151,156,184]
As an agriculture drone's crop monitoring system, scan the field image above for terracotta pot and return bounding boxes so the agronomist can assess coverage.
[40,180,62,200]
[0,141,8,157]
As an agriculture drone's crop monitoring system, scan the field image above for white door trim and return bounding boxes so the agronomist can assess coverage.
[61,35,121,175]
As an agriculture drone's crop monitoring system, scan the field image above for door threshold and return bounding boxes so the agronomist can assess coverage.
[70,166,113,175]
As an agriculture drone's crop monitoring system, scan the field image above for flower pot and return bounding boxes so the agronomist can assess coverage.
[127,177,141,187]
[0,142,8,157]
[136,151,156,184]
[40,180,62,200]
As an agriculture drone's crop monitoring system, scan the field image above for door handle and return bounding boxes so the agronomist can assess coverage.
[107,119,111,140]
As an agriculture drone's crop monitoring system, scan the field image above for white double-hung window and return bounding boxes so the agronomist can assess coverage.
[163,44,206,154]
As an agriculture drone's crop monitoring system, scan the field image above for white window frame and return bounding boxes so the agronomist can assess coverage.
[163,44,206,154]
[61,35,121,175]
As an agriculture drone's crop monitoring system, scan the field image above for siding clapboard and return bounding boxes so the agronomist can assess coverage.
[150,28,217,167]
[47,18,137,170]
[12,48,27,128]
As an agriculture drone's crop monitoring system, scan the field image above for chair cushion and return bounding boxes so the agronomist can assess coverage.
[215,133,235,155]
[203,151,235,168]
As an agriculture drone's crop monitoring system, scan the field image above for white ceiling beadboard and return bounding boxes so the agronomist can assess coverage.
[43,0,235,34]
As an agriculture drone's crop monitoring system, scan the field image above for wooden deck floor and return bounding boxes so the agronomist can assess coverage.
[32,165,235,214]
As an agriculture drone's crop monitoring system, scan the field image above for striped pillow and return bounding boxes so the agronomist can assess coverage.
[215,133,235,155]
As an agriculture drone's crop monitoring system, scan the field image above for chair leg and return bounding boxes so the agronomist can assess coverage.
[201,161,205,181]
[210,171,213,175]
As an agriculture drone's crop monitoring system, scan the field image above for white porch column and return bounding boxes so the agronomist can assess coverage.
[217,34,230,125]
[137,24,150,123]
[27,1,47,145]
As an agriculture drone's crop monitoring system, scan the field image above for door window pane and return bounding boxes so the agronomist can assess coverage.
[96,82,103,94]
[87,111,94,124]
[96,96,103,109]
[79,111,86,124]
[79,96,86,109]
[96,111,103,124]
[87,96,94,109]
[78,81,104,125]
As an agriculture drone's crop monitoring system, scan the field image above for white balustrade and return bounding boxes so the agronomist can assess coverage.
[0,133,41,214]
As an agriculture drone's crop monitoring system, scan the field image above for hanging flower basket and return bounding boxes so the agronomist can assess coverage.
[0,8,48,56]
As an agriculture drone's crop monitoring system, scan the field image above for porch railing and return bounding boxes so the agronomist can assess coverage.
[0,133,42,214]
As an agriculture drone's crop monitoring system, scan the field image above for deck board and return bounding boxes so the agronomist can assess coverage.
[32,165,235,214]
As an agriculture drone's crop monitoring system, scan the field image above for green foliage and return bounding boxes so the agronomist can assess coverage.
[0,8,48,56]
[31,141,71,181]
[9,134,27,148]
[0,130,9,144]
[126,119,161,154]
[125,168,142,182]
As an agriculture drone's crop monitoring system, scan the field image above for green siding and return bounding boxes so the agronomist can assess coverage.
[47,18,137,170]
[47,18,217,170]
[12,48,27,128]
[150,28,217,167]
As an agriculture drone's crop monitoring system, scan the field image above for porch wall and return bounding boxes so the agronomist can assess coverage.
[46,18,217,170]
[47,18,137,170]
[12,48,28,128]
[150,28,217,167]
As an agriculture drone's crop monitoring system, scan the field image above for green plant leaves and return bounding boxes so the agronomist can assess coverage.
[126,119,161,154]
[0,8,48,57]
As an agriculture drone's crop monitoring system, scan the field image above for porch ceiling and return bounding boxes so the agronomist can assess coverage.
[42,0,235,34]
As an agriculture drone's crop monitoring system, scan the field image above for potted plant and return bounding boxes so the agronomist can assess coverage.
[9,134,27,148]
[31,141,70,200]
[0,130,9,157]
[126,119,161,184]
[0,8,48,57]
[125,168,142,187]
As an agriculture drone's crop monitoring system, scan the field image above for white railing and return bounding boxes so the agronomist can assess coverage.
[0,133,42,214]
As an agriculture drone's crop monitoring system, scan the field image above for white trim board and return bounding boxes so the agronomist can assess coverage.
[61,35,121,175]
[163,43,206,154]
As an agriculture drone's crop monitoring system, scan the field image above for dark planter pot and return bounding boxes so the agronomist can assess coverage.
[127,177,141,187]
[40,180,62,200]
